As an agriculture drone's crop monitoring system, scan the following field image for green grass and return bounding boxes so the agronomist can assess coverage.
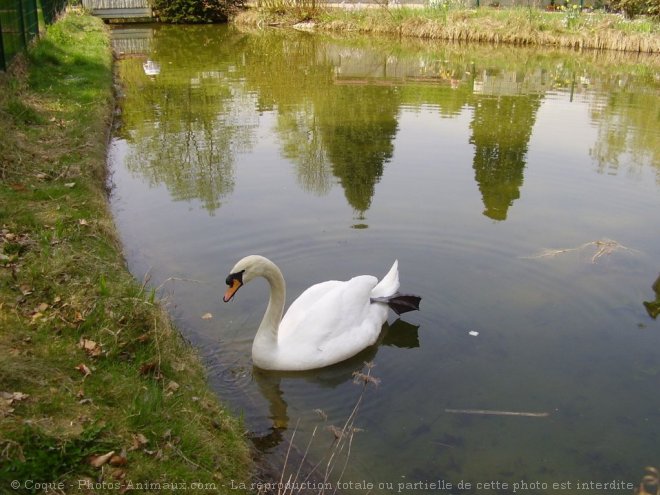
[234,5,660,52]
[0,11,252,494]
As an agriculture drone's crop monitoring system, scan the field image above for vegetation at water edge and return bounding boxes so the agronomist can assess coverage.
[233,3,659,53]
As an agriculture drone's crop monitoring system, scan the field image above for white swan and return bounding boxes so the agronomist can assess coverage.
[223,255,421,371]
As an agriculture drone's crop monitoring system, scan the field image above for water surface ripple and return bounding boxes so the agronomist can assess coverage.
[109,24,660,493]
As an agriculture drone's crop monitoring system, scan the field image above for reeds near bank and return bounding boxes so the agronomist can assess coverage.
[234,6,660,53]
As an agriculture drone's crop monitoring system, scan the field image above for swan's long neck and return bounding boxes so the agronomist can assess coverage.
[255,259,286,346]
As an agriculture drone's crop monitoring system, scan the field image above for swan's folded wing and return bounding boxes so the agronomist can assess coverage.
[278,275,378,347]
[278,280,342,339]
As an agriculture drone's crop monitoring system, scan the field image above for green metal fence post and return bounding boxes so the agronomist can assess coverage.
[0,17,5,71]
[26,0,39,41]
[17,0,27,49]
[42,0,53,25]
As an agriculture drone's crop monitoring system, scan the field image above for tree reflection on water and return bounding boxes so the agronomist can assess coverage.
[114,25,659,220]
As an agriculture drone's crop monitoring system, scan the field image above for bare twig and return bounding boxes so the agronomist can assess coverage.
[170,444,212,473]
[154,276,211,293]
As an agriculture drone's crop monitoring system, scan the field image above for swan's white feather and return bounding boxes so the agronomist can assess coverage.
[277,275,386,369]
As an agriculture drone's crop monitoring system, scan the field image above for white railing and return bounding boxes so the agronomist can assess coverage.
[81,0,152,19]
[82,0,149,8]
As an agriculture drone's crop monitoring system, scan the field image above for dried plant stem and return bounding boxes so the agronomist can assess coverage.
[322,365,374,491]
[277,362,378,495]
[278,419,300,495]
[282,425,319,495]
[332,427,356,495]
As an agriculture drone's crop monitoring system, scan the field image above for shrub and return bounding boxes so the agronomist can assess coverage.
[151,0,245,23]
[607,0,659,18]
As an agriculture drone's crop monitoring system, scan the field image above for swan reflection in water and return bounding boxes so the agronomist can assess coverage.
[249,318,420,455]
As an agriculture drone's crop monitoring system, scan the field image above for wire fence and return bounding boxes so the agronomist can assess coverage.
[0,0,68,71]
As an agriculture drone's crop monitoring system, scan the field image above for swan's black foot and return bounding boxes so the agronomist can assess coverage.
[372,293,422,315]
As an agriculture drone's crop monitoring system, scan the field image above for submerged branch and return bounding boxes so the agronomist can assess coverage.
[445,408,550,418]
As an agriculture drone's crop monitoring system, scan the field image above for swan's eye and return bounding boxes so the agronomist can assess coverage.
[225,270,245,286]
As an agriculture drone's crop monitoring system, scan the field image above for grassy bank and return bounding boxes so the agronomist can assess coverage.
[234,5,660,52]
[0,11,252,493]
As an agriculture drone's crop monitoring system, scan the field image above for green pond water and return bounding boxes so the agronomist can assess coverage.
[109,23,660,494]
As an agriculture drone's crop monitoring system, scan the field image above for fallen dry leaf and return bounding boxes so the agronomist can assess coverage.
[109,454,128,467]
[1,407,15,417]
[1,391,30,404]
[201,312,213,320]
[79,338,102,357]
[89,450,115,468]
[30,312,44,323]
[75,363,92,377]
[139,362,160,377]
[78,219,89,226]
[165,381,179,395]
[144,448,162,459]
[12,391,29,401]
[37,302,49,312]
[79,338,97,351]
[111,467,127,480]
[129,433,149,451]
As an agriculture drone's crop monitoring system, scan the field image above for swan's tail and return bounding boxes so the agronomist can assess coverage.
[371,260,400,298]
[371,260,422,315]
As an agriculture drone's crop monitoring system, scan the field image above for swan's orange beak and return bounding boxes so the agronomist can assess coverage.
[223,278,242,302]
